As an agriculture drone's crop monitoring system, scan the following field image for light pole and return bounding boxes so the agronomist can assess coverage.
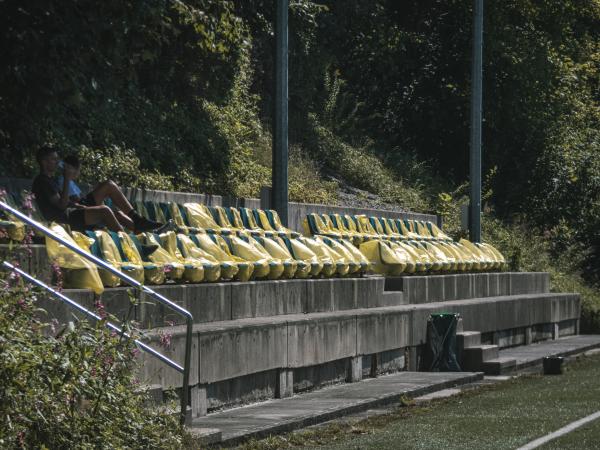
[469,0,483,243]
[272,0,289,225]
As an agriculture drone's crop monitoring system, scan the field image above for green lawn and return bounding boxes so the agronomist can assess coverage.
[540,418,600,450]
[238,353,600,450]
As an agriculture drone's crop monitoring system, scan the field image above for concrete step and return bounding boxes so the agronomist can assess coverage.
[457,331,482,349]
[497,335,600,372]
[463,345,499,371]
[189,371,483,446]
[380,291,407,306]
[482,357,517,375]
[384,272,551,303]
[41,277,395,327]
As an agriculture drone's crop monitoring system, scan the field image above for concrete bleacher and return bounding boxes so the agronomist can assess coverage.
[29,271,579,417]
[0,178,583,421]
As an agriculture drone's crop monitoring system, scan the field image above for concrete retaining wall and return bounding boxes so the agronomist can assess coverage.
[285,201,437,233]
[0,177,438,233]
[137,291,579,415]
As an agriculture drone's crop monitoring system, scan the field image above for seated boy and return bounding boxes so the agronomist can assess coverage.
[56,154,105,207]
[32,146,163,233]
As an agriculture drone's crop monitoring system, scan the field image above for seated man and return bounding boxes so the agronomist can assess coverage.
[32,146,163,233]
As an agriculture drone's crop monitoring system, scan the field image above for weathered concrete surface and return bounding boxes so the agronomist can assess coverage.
[198,318,288,384]
[189,371,482,445]
[140,292,580,389]
[42,273,559,330]
[47,277,385,327]
[385,272,551,303]
[287,313,357,368]
[494,334,600,373]
[356,309,411,355]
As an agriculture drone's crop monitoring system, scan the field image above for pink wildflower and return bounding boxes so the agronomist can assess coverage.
[21,193,34,212]
[50,262,63,291]
[94,298,107,319]
[17,430,25,447]
[158,330,172,349]
[50,318,59,334]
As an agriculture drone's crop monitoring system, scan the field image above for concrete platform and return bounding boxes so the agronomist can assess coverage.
[136,292,579,394]
[189,371,483,445]
[187,335,600,445]
[495,335,600,373]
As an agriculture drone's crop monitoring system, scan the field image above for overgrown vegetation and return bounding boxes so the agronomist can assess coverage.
[0,271,182,449]
[0,1,599,328]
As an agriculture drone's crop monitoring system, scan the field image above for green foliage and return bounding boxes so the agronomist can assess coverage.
[0,274,181,449]
[0,1,599,327]
[306,115,431,212]
[288,146,338,205]
[77,144,175,191]
[0,0,246,183]
[201,43,272,197]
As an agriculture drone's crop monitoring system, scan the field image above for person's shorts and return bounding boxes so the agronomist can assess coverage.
[65,208,86,233]
[79,192,97,207]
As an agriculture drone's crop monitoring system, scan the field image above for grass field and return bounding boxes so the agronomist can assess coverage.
[237,353,600,450]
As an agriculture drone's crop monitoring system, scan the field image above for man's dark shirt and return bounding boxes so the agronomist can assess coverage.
[32,174,68,222]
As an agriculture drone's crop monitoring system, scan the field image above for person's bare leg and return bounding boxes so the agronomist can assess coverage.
[91,180,133,213]
[115,210,134,231]
[83,205,124,232]
[90,180,162,232]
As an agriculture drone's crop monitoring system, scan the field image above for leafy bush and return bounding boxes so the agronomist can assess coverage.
[288,146,338,205]
[0,271,182,449]
[307,115,430,212]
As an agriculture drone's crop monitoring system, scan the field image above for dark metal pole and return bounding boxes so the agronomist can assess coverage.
[469,0,483,242]
[272,0,289,226]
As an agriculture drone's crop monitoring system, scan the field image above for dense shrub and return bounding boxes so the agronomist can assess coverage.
[0,271,182,449]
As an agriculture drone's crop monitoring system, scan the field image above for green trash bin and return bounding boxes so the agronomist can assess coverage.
[427,313,461,372]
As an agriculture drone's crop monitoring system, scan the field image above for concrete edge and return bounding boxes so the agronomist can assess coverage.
[210,372,483,447]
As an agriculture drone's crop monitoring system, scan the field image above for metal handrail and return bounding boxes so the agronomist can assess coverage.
[2,261,184,372]
[0,200,193,425]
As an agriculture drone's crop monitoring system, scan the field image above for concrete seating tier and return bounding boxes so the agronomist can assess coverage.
[41,272,552,328]
[32,271,580,417]
[136,291,578,415]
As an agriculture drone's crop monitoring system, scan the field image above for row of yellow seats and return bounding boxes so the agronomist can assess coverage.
[303,213,506,274]
[303,213,452,243]
[44,224,374,294]
[133,200,301,240]
[358,238,506,276]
